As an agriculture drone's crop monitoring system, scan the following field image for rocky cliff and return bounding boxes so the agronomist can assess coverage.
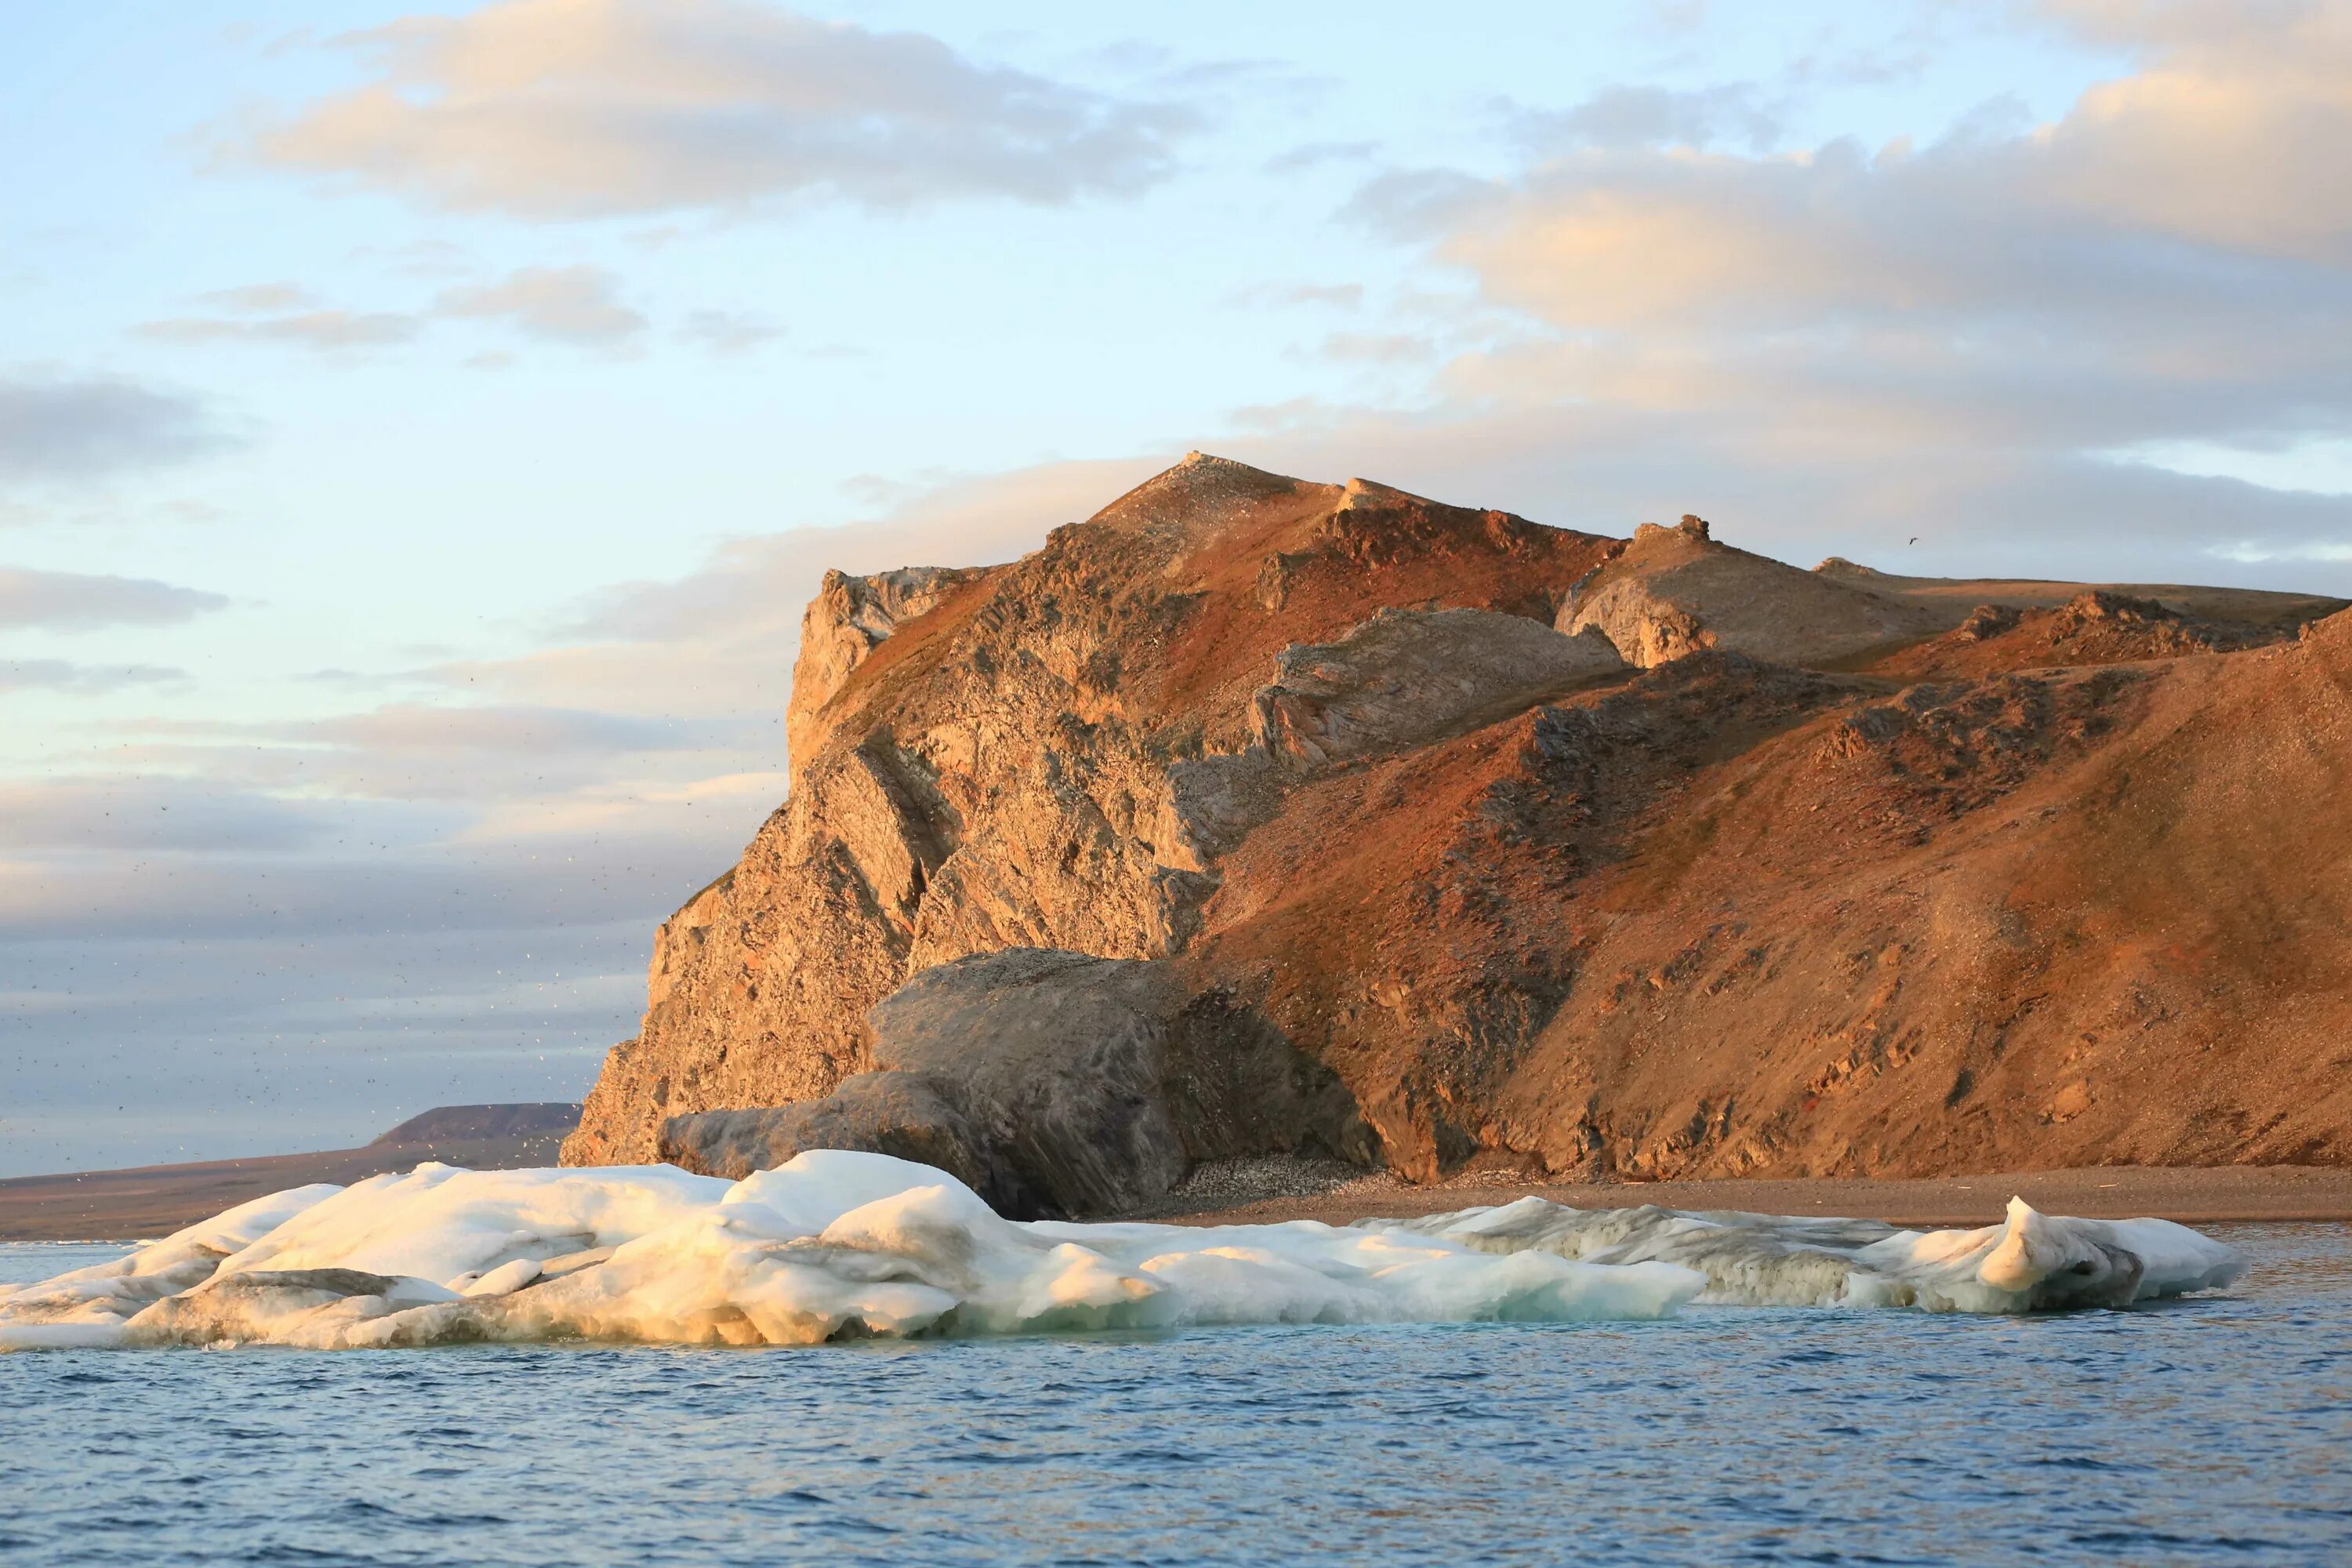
[563,454,2352,1211]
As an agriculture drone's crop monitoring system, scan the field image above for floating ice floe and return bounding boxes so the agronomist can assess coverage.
[0,1155,2244,1350]
[0,1154,1699,1349]
[1381,1196,2246,1313]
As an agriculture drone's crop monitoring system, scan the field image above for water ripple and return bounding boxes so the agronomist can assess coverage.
[2,1224,2349,1565]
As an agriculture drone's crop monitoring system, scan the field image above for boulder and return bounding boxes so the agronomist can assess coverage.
[659,1072,999,1197]
[662,947,1370,1219]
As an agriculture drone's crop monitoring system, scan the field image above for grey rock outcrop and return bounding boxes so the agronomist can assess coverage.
[660,947,1371,1218]
[1251,607,1624,768]
[660,1072,995,1194]
[1561,517,1938,668]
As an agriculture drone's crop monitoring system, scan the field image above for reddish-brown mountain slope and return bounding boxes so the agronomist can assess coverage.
[564,456,2351,1208]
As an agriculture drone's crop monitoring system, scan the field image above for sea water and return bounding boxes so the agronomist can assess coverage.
[2,1223,2347,1566]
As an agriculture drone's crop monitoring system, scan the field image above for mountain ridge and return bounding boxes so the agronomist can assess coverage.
[561,456,2351,1214]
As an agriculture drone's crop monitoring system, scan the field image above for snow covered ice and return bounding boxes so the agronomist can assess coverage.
[0,1152,2241,1351]
[1385,1195,2245,1312]
[0,1154,1700,1349]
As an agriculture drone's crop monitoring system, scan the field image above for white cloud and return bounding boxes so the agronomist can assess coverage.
[1316,0,2352,578]
[236,0,1197,220]
[434,265,646,344]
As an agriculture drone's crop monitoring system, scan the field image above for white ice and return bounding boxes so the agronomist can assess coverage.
[0,1157,2244,1350]
[1387,1195,2246,1312]
[0,1153,1704,1350]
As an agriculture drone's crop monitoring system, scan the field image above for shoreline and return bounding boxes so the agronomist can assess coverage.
[1157,1163,2352,1232]
[0,1134,570,1243]
[4,1156,2349,1245]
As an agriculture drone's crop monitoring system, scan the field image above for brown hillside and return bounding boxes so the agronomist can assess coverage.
[564,456,2352,1211]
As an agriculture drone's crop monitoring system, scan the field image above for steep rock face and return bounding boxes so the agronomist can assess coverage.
[568,455,2352,1189]
[565,456,1617,1165]
[786,566,987,766]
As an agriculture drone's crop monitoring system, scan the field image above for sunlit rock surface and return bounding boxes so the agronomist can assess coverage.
[564,455,2352,1192]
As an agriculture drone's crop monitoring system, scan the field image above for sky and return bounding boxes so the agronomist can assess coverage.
[4,0,2350,1175]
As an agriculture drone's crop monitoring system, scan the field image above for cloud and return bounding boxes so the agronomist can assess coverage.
[2015,0,2352,263]
[1261,140,1379,175]
[1315,2,2352,578]
[414,454,1160,773]
[564,456,1149,644]
[435,265,646,344]
[136,310,423,350]
[236,0,1197,220]
[1514,82,1785,151]
[1228,281,1363,311]
[136,270,659,354]
[0,659,183,695]
[1212,391,2352,587]
[287,702,717,758]
[107,702,743,805]
[191,281,316,312]
[678,307,784,354]
[0,777,334,852]
[0,568,230,631]
[1313,331,1439,365]
[0,373,223,482]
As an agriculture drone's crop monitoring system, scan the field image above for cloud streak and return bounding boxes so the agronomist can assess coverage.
[0,374,223,482]
[435,265,646,344]
[134,266,649,353]
[136,310,423,350]
[0,568,230,631]
[0,659,183,695]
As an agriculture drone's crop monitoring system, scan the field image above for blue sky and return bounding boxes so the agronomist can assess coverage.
[5,0,2348,1173]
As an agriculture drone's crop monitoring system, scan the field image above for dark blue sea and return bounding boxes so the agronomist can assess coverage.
[3,1223,2348,1566]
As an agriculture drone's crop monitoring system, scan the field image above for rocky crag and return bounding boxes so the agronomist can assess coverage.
[562,456,2352,1215]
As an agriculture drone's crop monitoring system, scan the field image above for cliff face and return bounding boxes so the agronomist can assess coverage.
[564,456,1619,1173]
[564,454,2352,1203]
